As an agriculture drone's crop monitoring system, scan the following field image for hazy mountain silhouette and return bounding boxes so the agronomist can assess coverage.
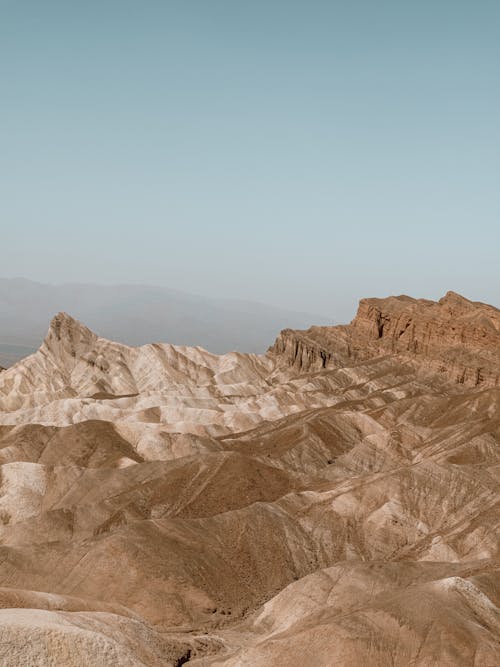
[0,278,331,366]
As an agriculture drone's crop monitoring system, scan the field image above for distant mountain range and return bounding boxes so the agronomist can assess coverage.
[0,278,331,366]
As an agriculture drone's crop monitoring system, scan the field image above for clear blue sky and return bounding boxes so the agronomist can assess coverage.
[1,0,499,320]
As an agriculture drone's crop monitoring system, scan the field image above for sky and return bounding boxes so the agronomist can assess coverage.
[1,0,499,322]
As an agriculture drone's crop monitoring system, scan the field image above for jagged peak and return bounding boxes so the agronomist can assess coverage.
[49,311,90,329]
[42,312,98,358]
[441,290,468,300]
[438,291,473,306]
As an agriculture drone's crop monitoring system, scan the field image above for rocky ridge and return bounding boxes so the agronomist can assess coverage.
[270,291,500,386]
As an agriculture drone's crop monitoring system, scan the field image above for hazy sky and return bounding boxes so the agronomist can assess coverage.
[1,1,499,321]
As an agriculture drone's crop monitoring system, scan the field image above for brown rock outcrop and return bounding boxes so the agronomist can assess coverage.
[268,327,340,373]
[270,291,500,387]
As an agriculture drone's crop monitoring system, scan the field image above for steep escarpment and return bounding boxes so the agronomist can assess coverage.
[270,291,500,387]
[268,327,341,373]
[351,291,500,385]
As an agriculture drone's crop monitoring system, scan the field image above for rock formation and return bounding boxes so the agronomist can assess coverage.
[0,291,499,665]
[270,290,500,386]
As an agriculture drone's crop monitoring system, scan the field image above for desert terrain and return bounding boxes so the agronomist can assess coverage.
[0,290,499,665]
[0,278,328,367]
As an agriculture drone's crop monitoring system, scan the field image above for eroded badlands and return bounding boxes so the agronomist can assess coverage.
[0,291,499,665]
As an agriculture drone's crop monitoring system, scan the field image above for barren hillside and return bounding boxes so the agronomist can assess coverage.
[0,292,499,665]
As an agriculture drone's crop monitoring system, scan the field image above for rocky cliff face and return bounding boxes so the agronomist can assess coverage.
[268,327,341,373]
[270,291,500,387]
[352,291,499,352]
